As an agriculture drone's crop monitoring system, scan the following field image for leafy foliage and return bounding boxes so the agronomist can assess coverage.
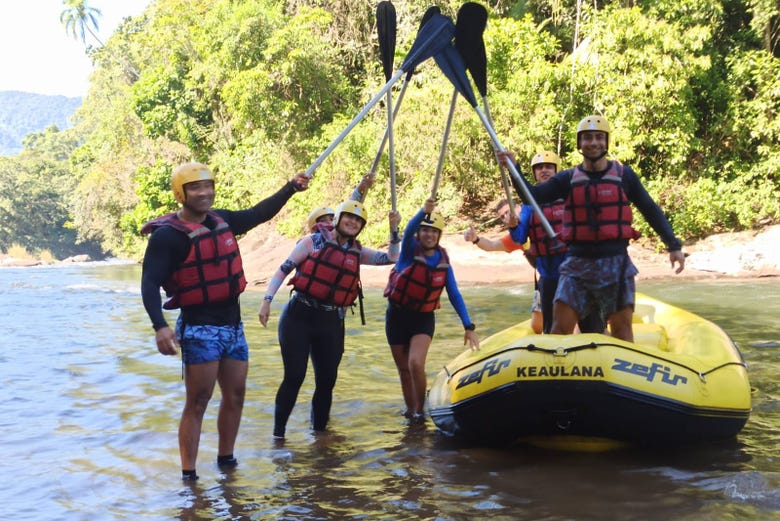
[0,127,102,258]
[0,92,81,156]
[4,0,780,260]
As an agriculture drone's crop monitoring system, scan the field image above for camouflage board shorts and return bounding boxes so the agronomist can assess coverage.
[555,253,638,320]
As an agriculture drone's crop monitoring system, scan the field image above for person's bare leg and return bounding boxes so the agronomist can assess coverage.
[407,334,433,415]
[216,358,248,459]
[391,343,414,415]
[179,361,219,472]
[607,306,634,342]
[550,301,579,335]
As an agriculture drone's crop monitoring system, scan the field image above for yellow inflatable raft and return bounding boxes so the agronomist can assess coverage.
[428,293,751,450]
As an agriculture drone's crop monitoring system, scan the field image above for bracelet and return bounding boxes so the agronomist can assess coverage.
[263,295,273,302]
[472,236,480,245]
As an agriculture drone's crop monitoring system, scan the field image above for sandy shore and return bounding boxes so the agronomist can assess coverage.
[2,224,777,287]
[239,223,780,290]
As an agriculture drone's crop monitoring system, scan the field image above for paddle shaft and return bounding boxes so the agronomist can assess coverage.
[431,89,458,199]
[367,76,412,176]
[481,96,516,216]
[386,89,397,212]
[304,69,404,178]
[472,105,557,238]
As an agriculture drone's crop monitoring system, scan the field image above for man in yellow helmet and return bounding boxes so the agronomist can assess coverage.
[140,162,308,480]
[503,150,605,335]
[501,115,685,342]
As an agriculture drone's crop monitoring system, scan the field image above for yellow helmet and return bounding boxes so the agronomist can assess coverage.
[171,162,214,204]
[576,115,610,148]
[307,206,335,231]
[530,150,561,171]
[334,200,367,227]
[419,212,444,232]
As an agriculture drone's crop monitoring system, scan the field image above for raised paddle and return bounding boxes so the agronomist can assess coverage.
[433,42,557,239]
[376,1,398,215]
[454,3,516,217]
[366,6,442,179]
[304,12,455,178]
[431,3,478,200]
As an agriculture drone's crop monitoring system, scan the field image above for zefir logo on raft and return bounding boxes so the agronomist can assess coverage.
[456,359,511,389]
[455,357,687,389]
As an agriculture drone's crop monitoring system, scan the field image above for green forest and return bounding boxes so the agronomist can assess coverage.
[2,0,779,261]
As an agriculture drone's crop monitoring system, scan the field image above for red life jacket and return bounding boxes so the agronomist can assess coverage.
[562,162,641,242]
[141,212,246,309]
[384,245,449,312]
[528,201,567,257]
[289,239,362,306]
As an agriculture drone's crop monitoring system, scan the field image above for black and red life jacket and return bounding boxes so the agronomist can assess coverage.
[289,239,362,306]
[384,245,449,312]
[562,162,641,242]
[141,211,246,309]
[528,200,567,257]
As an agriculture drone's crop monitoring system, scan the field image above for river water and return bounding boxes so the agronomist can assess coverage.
[1,262,779,520]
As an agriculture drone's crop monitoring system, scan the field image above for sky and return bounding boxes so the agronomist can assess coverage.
[0,0,151,98]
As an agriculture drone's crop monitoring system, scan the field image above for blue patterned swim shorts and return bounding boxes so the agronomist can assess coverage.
[175,318,249,365]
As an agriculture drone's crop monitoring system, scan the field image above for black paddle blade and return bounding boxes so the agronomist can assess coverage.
[434,43,478,108]
[455,2,489,97]
[420,5,441,29]
[376,1,397,82]
[400,13,455,73]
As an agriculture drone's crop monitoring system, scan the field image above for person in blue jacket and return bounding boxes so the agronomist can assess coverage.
[384,198,480,422]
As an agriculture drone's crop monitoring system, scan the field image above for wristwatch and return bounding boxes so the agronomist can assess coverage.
[465,323,476,331]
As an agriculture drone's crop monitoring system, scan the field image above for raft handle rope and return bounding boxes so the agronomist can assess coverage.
[445,342,748,384]
[526,342,748,382]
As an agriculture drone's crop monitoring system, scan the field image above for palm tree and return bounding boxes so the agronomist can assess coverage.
[59,0,139,81]
[60,0,104,47]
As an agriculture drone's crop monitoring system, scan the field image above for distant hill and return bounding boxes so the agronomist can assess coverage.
[0,91,82,156]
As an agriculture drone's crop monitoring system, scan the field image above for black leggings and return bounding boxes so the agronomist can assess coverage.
[538,275,559,334]
[275,298,344,434]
